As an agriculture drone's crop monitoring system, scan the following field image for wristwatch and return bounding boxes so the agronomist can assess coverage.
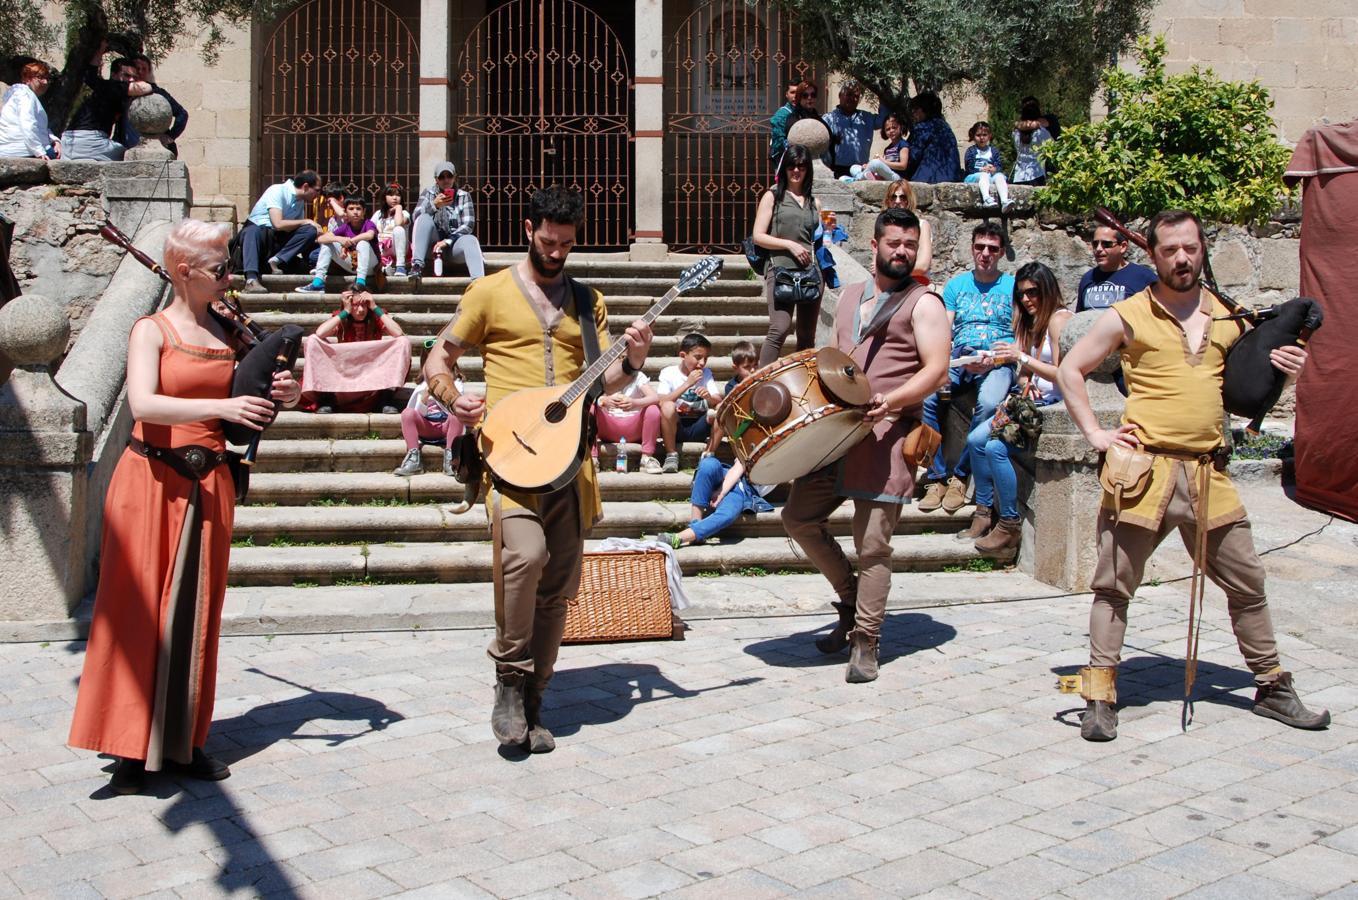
[1018,352,1031,368]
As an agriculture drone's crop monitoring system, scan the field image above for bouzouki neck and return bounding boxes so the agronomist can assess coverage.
[558,285,682,405]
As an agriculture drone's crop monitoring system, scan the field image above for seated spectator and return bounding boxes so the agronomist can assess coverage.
[822,82,887,179]
[300,289,408,414]
[657,333,719,474]
[0,61,59,159]
[881,182,933,283]
[593,364,664,475]
[846,113,908,182]
[1076,225,1157,312]
[60,50,151,161]
[904,91,960,184]
[1012,96,1053,186]
[238,170,322,293]
[918,222,1017,514]
[963,121,1011,209]
[769,80,819,164]
[966,261,1073,553]
[373,182,410,276]
[410,161,483,281]
[118,54,188,157]
[394,351,466,477]
[310,182,346,234]
[296,195,378,293]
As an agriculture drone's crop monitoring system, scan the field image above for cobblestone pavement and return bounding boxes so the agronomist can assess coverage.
[4,576,1358,900]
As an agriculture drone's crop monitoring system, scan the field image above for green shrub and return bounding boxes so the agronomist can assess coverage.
[1038,35,1291,225]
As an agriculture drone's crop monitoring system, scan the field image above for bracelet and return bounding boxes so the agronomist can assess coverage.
[337,310,350,321]
[621,356,639,376]
[372,306,384,318]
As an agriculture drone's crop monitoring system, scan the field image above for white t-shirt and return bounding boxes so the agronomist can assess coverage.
[600,371,652,419]
[658,364,719,417]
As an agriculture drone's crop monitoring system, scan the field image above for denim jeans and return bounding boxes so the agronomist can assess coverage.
[241,221,318,280]
[687,456,771,542]
[970,436,1019,519]
[921,355,1015,482]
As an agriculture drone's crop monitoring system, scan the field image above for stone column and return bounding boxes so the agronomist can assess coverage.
[0,292,92,630]
[1018,310,1126,591]
[630,0,667,261]
[419,0,452,182]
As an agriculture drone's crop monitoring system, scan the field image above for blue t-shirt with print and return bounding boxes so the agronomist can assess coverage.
[943,271,1016,351]
[1076,263,1158,312]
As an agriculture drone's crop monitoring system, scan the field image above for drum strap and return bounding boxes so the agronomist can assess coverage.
[851,280,932,350]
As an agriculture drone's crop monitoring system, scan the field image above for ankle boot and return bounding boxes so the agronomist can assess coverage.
[491,670,529,746]
[956,505,994,540]
[1081,700,1118,741]
[845,630,879,683]
[975,516,1021,553]
[523,685,556,754]
[109,757,146,795]
[815,600,857,654]
[1253,671,1331,730]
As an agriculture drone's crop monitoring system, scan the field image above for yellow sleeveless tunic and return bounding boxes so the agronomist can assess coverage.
[1103,288,1248,530]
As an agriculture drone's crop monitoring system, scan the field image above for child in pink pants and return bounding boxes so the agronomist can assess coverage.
[593,370,663,473]
[394,378,466,477]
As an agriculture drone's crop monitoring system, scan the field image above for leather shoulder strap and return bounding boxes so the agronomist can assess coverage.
[569,277,601,364]
[856,280,930,347]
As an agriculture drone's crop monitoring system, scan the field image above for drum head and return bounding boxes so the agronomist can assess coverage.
[747,410,872,484]
[817,347,871,407]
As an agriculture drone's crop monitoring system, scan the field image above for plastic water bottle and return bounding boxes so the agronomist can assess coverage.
[615,442,627,473]
[433,255,444,277]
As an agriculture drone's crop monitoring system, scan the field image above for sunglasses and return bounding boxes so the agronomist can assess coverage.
[203,261,232,280]
[1018,286,1041,299]
[973,243,1002,254]
[1091,239,1123,249]
[787,162,809,171]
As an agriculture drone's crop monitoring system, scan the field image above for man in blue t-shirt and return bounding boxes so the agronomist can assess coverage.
[919,222,1016,514]
[1076,225,1158,312]
[822,82,888,178]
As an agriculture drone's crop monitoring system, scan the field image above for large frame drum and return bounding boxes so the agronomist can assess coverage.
[716,347,872,484]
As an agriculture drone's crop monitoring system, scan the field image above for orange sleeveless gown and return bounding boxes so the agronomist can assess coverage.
[68,313,238,770]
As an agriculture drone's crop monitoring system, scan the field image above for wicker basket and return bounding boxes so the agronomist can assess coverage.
[563,550,674,643]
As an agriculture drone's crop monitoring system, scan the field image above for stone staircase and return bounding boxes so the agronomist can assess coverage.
[223,255,1008,619]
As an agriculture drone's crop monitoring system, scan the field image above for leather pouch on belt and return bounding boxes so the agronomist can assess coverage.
[1099,442,1153,520]
[1056,666,1117,703]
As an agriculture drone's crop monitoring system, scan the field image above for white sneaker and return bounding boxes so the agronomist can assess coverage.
[639,454,663,474]
[393,447,423,477]
[265,256,281,274]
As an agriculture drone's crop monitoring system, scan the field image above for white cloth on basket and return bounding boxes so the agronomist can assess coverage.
[595,537,691,610]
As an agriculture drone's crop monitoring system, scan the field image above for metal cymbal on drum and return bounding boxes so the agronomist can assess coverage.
[816,347,871,407]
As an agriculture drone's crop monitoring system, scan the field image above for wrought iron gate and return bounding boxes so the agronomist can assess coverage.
[258,0,419,208]
[666,1,813,253]
[456,0,632,250]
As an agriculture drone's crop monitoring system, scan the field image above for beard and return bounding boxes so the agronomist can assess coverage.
[876,249,915,282]
[1162,265,1199,292]
[527,239,565,278]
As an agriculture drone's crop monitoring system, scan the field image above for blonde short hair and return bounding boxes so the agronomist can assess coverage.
[882,181,918,212]
[162,219,231,286]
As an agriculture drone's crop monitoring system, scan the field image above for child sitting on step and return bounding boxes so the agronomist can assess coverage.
[394,345,466,478]
[656,332,720,474]
[592,362,664,474]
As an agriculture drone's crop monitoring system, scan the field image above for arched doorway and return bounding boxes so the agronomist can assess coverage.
[258,0,419,207]
[666,0,813,253]
[456,0,633,251]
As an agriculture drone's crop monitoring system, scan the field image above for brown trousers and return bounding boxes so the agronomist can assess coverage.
[1089,465,1280,675]
[758,270,822,366]
[781,466,902,637]
[488,487,584,690]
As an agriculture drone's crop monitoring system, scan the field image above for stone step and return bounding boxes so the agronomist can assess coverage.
[283,354,742,387]
[234,274,763,298]
[220,569,1044,635]
[244,469,716,505]
[246,437,720,471]
[286,330,762,358]
[227,532,1011,586]
[238,293,769,316]
[232,499,969,545]
[254,310,772,338]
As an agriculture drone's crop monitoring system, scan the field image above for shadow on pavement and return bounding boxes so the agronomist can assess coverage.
[740,611,959,669]
[1050,653,1257,728]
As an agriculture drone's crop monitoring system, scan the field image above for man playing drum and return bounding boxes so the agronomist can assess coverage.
[1057,209,1330,742]
[782,208,951,682]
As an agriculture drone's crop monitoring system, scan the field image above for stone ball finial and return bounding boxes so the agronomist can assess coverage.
[1060,309,1122,377]
[0,293,70,367]
[128,93,174,138]
[787,118,832,158]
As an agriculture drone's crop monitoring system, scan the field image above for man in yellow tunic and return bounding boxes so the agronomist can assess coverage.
[424,187,653,752]
[1058,210,1330,742]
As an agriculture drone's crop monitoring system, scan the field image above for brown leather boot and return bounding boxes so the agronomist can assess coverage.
[815,600,857,654]
[491,669,529,746]
[523,684,556,753]
[975,516,1021,553]
[956,505,994,540]
[845,630,879,683]
[1253,672,1331,730]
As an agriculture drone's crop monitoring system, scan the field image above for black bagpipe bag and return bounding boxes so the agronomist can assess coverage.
[222,324,306,446]
[1222,297,1323,421]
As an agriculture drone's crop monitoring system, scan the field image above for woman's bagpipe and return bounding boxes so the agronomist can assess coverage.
[1093,208,1323,432]
[99,223,304,493]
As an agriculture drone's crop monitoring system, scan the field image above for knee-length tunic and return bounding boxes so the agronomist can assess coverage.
[68,313,237,770]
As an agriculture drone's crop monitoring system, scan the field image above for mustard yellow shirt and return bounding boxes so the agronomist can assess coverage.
[1102,288,1249,530]
[441,266,609,529]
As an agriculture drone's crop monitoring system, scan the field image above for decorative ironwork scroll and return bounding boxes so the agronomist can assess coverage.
[258,0,419,209]
[456,0,632,251]
[666,1,813,253]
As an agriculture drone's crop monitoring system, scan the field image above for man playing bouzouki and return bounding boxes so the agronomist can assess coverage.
[423,187,654,753]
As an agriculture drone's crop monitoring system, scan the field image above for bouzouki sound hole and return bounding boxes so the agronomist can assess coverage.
[751,382,793,426]
[544,401,568,424]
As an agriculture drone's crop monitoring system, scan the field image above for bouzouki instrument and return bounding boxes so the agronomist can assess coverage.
[479,256,724,493]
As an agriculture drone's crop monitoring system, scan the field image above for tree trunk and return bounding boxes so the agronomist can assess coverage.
[47,0,109,136]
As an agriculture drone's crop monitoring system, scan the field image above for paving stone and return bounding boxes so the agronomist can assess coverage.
[1064,862,1203,898]
[1175,872,1314,900]
[1249,843,1358,894]
[465,850,597,897]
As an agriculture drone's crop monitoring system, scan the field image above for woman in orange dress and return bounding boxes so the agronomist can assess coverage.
[68,219,300,795]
